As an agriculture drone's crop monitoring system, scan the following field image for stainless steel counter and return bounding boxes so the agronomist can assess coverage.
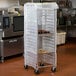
[0,36,24,62]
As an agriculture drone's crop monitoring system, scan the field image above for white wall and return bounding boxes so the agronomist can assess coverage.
[0,0,19,9]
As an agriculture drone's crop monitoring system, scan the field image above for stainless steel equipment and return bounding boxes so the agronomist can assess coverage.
[0,15,24,37]
[0,14,24,62]
[0,36,23,62]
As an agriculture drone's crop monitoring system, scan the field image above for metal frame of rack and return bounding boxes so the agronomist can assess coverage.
[24,3,58,74]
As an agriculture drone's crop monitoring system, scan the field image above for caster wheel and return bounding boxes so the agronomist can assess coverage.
[51,67,56,72]
[24,65,28,69]
[34,70,40,74]
[40,63,44,66]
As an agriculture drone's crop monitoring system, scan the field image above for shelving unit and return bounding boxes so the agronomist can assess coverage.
[57,0,76,38]
[24,3,58,74]
[58,8,76,38]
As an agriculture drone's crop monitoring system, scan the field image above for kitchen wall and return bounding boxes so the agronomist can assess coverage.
[70,0,76,8]
[68,0,76,37]
[0,0,19,9]
[19,0,40,5]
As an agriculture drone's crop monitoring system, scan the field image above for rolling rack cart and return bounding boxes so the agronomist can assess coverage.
[24,3,58,74]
